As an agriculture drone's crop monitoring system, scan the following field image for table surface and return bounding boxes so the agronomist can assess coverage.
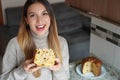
[69,61,118,80]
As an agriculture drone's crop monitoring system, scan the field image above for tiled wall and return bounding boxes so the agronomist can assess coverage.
[91,24,120,46]
[90,17,120,71]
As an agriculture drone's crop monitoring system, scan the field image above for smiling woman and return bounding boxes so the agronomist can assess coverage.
[0,0,69,80]
[0,1,91,80]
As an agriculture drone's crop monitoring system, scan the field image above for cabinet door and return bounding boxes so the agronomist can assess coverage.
[114,45,120,71]
[102,0,120,24]
[65,0,104,16]
[66,0,95,12]
[78,0,94,12]
[77,0,105,16]
[90,33,115,65]
[114,26,120,70]
[66,0,120,24]
[0,0,3,25]
[65,0,78,7]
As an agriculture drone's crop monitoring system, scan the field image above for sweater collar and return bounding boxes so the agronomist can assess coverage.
[31,30,49,40]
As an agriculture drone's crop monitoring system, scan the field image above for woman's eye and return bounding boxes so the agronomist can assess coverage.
[29,14,35,17]
[43,12,48,15]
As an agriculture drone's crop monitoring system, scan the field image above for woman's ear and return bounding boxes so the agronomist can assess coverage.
[24,16,28,24]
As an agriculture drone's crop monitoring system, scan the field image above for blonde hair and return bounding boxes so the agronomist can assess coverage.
[17,0,62,62]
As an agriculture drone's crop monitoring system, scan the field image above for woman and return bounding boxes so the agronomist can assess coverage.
[0,0,69,80]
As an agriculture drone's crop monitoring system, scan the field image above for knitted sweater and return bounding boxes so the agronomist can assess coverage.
[0,32,69,80]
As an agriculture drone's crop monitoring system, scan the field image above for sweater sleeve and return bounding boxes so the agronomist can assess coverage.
[0,38,28,80]
[52,37,70,80]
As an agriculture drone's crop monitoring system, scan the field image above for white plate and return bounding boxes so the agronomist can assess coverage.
[76,64,106,79]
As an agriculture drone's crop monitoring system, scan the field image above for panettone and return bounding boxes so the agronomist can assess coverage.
[33,49,56,67]
[81,56,102,76]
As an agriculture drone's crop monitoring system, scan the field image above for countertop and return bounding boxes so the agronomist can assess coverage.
[69,61,119,80]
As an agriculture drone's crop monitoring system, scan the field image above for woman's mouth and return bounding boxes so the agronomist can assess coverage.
[36,25,45,31]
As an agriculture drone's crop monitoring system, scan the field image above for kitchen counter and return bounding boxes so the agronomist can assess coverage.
[69,61,119,80]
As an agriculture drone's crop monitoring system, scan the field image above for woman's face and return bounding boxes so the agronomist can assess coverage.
[25,2,50,36]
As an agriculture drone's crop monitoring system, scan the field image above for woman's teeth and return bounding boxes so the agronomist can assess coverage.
[36,25,44,28]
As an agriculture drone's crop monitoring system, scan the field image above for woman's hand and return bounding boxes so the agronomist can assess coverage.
[48,58,61,71]
[23,58,41,73]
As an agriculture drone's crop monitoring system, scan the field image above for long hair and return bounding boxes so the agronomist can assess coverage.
[17,0,62,62]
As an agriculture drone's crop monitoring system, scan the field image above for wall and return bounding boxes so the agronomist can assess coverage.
[1,0,65,24]
[90,16,120,71]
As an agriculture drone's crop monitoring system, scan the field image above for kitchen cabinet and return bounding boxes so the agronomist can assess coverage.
[90,17,120,79]
[114,46,120,71]
[102,0,120,24]
[65,0,120,24]
[0,0,3,25]
[66,0,103,15]
[90,33,115,65]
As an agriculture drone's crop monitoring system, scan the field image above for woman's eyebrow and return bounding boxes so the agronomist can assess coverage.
[28,12,35,15]
[42,10,48,13]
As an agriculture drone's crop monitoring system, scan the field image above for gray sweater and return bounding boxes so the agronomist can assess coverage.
[0,32,69,80]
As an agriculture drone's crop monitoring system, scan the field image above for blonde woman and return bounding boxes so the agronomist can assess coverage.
[0,0,69,80]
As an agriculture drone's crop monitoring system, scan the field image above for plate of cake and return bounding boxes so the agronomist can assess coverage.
[76,56,106,78]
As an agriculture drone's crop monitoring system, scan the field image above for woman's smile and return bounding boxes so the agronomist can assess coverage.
[35,24,46,31]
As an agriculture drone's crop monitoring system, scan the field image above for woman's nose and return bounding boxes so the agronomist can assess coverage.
[37,16,43,23]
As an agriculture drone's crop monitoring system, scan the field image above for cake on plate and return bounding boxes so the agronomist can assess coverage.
[81,56,102,76]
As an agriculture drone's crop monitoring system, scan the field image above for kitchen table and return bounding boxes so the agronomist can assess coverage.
[69,60,119,80]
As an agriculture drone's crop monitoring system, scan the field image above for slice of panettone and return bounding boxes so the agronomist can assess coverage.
[91,59,102,76]
[33,49,56,67]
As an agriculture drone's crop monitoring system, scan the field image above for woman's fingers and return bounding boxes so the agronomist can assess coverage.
[48,58,61,71]
[23,58,41,73]
[26,63,36,70]
[26,58,33,64]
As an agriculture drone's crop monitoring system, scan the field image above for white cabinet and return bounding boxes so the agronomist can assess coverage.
[114,26,120,70]
[114,46,120,71]
[90,17,120,70]
[90,33,115,65]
